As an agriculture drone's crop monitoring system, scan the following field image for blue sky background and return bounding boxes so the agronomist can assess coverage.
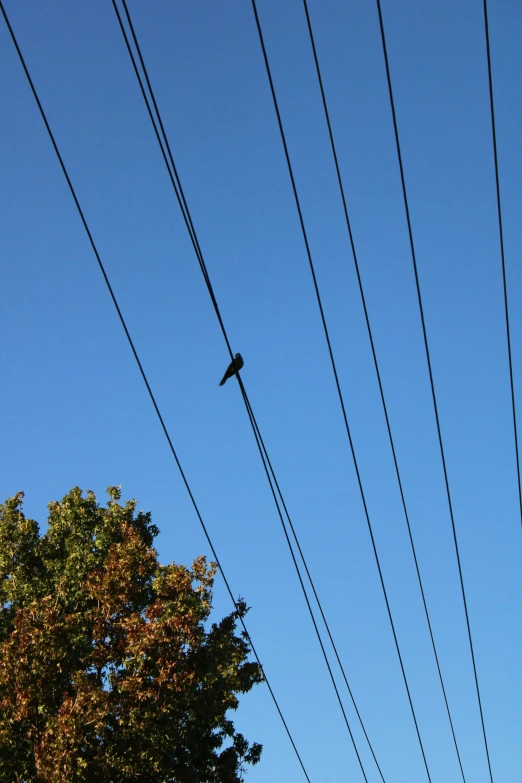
[1,1,521,781]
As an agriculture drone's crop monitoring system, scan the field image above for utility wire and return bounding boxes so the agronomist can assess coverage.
[238,374,387,783]
[374,1,494,781]
[298,0,467,779]
[250,0,432,779]
[235,376,372,783]
[0,5,310,779]
[482,0,522,530]
[112,2,383,778]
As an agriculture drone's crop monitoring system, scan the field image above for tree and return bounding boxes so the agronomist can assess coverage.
[0,487,262,782]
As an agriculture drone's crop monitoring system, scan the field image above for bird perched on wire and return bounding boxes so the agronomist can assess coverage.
[219,353,244,386]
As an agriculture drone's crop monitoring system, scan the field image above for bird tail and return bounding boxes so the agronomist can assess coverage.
[219,375,227,386]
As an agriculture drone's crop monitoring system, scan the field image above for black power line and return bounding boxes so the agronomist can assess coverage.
[482,0,522,531]
[112,1,384,778]
[298,0,467,779]
[374,1,495,781]
[249,0,433,780]
[0,4,311,779]
[237,375,387,783]
[235,377,373,783]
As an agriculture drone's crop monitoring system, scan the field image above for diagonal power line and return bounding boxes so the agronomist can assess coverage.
[235,376,375,783]
[482,0,522,530]
[296,0,468,779]
[374,1,495,781]
[236,374,387,783]
[111,1,387,779]
[249,0,433,780]
[0,4,311,779]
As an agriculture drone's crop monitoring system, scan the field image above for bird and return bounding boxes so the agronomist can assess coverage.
[219,353,244,386]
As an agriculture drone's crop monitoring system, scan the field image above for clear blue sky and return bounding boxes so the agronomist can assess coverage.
[1,1,521,781]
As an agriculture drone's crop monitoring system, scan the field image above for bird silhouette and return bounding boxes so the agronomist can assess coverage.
[219,353,244,386]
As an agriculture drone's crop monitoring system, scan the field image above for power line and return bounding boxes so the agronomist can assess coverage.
[298,0,467,779]
[235,378,373,783]
[249,0,433,779]
[0,4,310,779]
[482,0,522,530]
[111,2,384,778]
[374,1,495,781]
[237,376,387,783]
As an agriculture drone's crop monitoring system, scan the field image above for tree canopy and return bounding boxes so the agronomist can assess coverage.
[0,487,262,782]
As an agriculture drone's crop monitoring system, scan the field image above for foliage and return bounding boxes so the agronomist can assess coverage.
[0,487,262,782]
